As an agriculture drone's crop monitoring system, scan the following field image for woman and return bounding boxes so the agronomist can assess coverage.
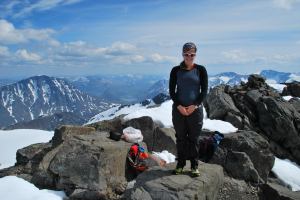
[169,42,208,176]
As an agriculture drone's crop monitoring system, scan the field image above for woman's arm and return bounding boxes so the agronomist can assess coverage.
[169,67,180,107]
[194,65,208,106]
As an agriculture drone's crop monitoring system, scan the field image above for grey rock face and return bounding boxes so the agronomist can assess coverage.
[124,163,224,200]
[205,74,300,165]
[282,82,300,97]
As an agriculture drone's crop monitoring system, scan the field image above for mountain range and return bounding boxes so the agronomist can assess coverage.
[0,69,299,130]
[0,75,111,129]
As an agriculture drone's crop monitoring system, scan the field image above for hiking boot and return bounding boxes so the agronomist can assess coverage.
[191,168,200,177]
[173,167,184,175]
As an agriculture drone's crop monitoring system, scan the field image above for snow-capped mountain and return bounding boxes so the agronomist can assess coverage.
[208,72,249,88]
[0,75,111,128]
[144,70,300,99]
[145,79,169,99]
[260,70,300,83]
[143,72,249,99]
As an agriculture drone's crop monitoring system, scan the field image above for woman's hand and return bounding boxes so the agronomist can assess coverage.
[185,105,197,115]
[177,105,188,116]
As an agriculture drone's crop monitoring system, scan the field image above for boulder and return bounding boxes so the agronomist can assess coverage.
[204,85,240,120]
[261,182,300,200]
[282,82,300,97]
[85,115,124,133]
[52,125,96,147]
[210,130,274,182]
[1,125,134,200]
[217,175,261,200]
[124,162,224,200]
[225,151,261,183]
[289,97,300,113]
[257,97,300,164]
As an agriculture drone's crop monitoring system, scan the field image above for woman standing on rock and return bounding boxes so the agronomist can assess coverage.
[169,42,208,176]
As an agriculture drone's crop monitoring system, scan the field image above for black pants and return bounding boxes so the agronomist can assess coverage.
[172,104,204,169]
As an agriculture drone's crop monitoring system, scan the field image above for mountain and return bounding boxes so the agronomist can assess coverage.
[4,112,85,131]
[0,75,111,128]
[208,72,249,88]
[145,79,169,99]
[67,74,165,104]
[260,70,300,83]
[144,70,300,99]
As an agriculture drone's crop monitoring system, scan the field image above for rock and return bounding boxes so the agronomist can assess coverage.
[261,182,300,200]
[151,127,176,155]
[86,115,124,133]
[204,85,251,130]
[124,117,176,154]
[205,74,300,165]
[217,176,261,200]
[282,82,300,97]
[16,143,52,166]
[152,93,170,104]
[52,125,96,147]
[257,97,300,164]
[0,125,135,200]
[88,115,177,155]
[124,162,224,200]
[210,130,274,182]
[225,151,261,183]
[204,85,240,120]
[247,74,266,89]
[289,97,300,113]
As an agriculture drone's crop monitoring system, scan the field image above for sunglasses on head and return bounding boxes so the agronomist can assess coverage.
[183,53,196,58]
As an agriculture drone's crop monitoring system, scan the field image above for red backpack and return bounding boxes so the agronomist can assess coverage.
[127,143,149,172]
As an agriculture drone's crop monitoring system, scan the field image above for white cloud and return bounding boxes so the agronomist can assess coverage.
[219,49,300,65]
[0,19,26,44]
[106,42,138,55]
[0,19,55,44]
[149,53,178,64]
[16,49,42,62]
[0,45,10,56]
[13,0,84,18]
[273,0,300,9]
[221,49,250,63]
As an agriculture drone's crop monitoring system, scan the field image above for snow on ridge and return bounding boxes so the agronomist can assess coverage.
[41,83,51,104]
[28,79,38,104]
[87,100,238,134]
[219,76,230,83]
[266,79,286,93]
[287,74,300,83]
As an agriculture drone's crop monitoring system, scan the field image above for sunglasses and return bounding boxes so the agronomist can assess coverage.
[183,53,196,58]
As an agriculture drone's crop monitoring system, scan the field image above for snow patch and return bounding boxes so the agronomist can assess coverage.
[0,129,53,169]
[152,150,176,164]
[0,176,66,200]
[272,157,300,191]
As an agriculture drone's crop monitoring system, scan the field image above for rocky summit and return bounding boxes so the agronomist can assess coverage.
[1,74,300,200]
[204,74,300,166]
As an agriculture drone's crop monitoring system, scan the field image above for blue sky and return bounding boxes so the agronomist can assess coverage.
[0,0,300,78]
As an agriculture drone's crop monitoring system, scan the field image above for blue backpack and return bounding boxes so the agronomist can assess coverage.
[198,131,224,162]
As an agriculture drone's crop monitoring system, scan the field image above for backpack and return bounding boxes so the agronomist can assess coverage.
[126,143,149,172]
[198,131,224,162]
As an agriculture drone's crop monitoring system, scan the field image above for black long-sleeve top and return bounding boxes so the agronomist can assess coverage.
[169,61,208,107]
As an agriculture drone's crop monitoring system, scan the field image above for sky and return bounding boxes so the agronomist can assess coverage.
[0,0,300,78]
